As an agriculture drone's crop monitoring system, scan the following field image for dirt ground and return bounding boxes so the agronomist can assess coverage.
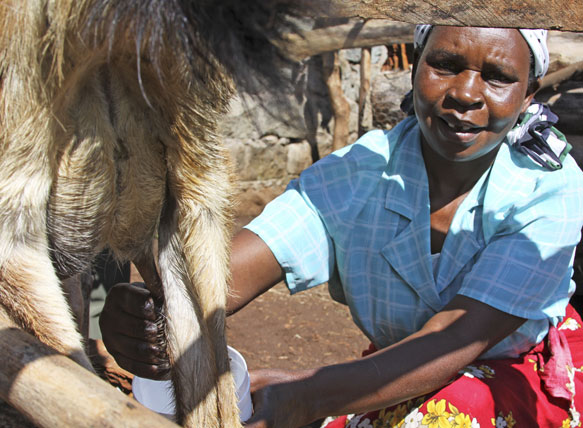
[227,282,370,371]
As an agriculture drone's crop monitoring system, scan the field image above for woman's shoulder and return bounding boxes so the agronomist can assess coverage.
[316,116,418,172]
[296,117,419,222]
[482,142,583,240]
[495,104,583,192]
[492,142,583,196]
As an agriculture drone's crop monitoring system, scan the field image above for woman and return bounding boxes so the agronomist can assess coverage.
[100,26,583,427]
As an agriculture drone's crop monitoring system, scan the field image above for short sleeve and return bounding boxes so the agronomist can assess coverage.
[244,128,397,295]
[459,159,583,321]
[244,180,335,294]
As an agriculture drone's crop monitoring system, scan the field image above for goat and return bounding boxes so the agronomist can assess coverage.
[0,1,313,426]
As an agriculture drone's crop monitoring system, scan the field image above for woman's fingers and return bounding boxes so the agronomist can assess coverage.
[249,369,273,393]
[104,282,158,320]
[245,369,314,428]
[109,347,171,380]
[99,282,168,378]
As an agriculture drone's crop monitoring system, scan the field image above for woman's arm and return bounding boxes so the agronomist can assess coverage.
[227,228,285,314]
[99,228,284,378]
[246,295,525,428]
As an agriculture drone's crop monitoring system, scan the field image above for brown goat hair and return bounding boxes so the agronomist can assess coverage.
[0,0,317,426]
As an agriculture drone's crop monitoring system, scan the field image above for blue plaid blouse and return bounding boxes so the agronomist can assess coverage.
[245,116,583,358]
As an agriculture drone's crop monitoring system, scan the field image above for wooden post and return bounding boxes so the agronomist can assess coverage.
[400,44,409,70]
[0,313,178,428]
[358,47,372,137]
[322,51,352,152]
[322,0,583,32]
[273,19,414,61]
[540,61,583,90]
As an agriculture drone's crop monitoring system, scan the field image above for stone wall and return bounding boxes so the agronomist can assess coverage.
[221,45,411,219]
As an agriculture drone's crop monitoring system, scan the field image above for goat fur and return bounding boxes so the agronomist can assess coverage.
[0,0,314,426]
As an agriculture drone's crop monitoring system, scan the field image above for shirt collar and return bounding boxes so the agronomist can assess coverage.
[384,118,429,220]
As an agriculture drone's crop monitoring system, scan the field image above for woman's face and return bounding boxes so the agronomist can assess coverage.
[413,27,536,163]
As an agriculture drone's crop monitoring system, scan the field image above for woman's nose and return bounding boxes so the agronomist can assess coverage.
[446,71,484,110]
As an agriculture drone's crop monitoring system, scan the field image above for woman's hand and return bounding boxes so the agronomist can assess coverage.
[244,369,317,428]
[99,282,170,379]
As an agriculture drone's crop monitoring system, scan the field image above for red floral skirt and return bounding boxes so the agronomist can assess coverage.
[324,305,583,428]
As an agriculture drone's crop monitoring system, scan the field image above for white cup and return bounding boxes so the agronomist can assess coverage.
[132,346,253,422]
[227,346,253,421]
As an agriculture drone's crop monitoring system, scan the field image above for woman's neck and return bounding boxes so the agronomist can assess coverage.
[421,139,498,209]
[421,138,499,254]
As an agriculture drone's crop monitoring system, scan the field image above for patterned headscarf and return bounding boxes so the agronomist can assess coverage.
[413,25,549,78]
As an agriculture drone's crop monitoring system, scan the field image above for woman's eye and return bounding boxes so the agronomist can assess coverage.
[482,71,517,85]
[431,60,459,73]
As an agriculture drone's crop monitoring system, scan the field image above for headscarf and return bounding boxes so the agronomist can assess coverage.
[410,25,569,170]
[506,103,571,171]
[413,25,550,78]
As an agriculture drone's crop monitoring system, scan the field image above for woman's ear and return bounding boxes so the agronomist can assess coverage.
[521,77,541,114]
[403,51,422,116]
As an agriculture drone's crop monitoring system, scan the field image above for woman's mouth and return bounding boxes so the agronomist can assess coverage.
[438,117,485,143]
